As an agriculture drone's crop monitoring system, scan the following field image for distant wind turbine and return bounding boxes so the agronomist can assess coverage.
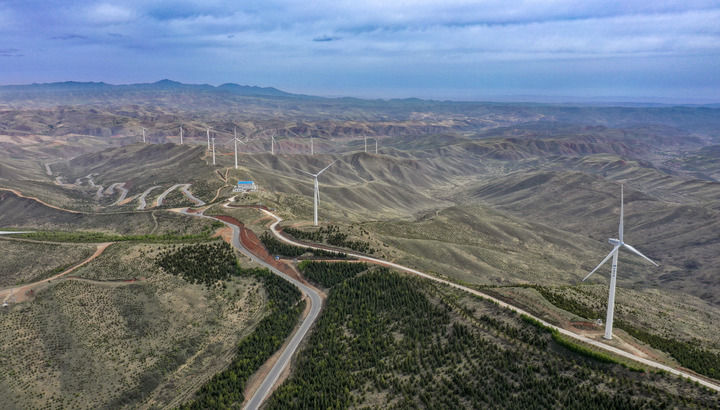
[206,127,211,150]
[211,136,216,165]
[375,137,378,154]
[364,135,367,153]
[294,160,337,226]
[142,127,146,144]
[180,125,183,145]
[582,185,658,340]
[270,131,277,155]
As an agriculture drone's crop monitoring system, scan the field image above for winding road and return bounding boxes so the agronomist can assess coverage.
[258,208,720,394]
[179,208,323,410]
[136,186,161,210]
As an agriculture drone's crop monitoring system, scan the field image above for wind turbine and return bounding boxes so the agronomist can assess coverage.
[582,185,658,340]
[270,131,277,155]
[230,127,246,169]
[294,161,337,226]
[206,127,211,150]
[364,135,367,153]
[375,137,378,154]
[142,127,146,144]
[310,136,314,155]
[180,126,183,145]
[211,136,216,165]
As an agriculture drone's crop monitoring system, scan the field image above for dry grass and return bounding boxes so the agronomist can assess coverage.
[0,242,266,409]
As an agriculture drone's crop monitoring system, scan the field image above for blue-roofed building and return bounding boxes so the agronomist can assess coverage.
[233,180,257,192]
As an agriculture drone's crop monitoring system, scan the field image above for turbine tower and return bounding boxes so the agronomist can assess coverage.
[271,131,277,155]
[375,137,378,154]
[294,161,337,226]
[582,185,658,340]
[142,127,146,144]
[230,128,246,169]
[364,135,367,153]
[180,126,183,145]
[206,127,211,150]
[211,136,216,165]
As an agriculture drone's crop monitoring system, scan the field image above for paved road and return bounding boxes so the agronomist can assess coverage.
[180,185,206,206]
[156,184,206,207]
[155,184,185,207]
[179,209,323,409]
[260,208,720,393]
[137,186,161,210]
[106,183,129,206]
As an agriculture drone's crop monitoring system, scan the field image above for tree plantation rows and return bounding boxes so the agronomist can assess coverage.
[181,266,304,409]
[156,242,238,287]
[259,231,347,259]
[284,225,375,254]
[297,261,370,288]
[533,286,720,380]
[268,268,718,409]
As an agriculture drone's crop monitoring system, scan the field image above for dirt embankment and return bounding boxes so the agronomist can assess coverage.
[213,215,307,284]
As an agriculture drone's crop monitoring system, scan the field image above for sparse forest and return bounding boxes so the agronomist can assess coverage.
[156,241,238,287]
[284,225,375,254]
[268,269,718,409]
[298,260,370,287]
[259,231,347,259]
[180,267,303,409]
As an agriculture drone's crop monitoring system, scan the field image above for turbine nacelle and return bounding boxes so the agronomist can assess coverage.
[608,238,622,246]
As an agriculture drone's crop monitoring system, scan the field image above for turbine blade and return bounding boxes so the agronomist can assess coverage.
[292,167,315,177]
[583,247,619,281]
[619,184,624,243]
[317,160,337,176]
[622,243,659,266]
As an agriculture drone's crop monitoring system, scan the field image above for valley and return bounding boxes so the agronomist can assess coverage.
[1,82,719,408]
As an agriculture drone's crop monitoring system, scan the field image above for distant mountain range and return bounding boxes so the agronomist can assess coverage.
[0,79,296,98]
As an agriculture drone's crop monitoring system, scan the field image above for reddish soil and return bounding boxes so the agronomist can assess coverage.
[214,215,314,288]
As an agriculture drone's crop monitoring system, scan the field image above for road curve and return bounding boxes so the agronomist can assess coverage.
[178,208,323,409]
[260,208,720,393]
[137,186,161,210]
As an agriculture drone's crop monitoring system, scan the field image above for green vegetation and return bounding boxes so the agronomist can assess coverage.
[297,260,369,287]
[534,286,720,380]
[284,225,375,254]
[269,269,715,409]
[181,266,304,409]
[15,230,212,243]
[156,242,239,287]
[259,231,347,259]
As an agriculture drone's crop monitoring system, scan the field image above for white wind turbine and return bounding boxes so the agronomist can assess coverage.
[364,135,367,153]
[294,160,337,226]
[271,131,277,155]
[206,127,211,150]
[230,127,246,169]
[211,136,216,165]
[310,136,314,155]
[375,137,378,154]
[582,185,658,340]
[142,127,146,144]
[179,125,183,145]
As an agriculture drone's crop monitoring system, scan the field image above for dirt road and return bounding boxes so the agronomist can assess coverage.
[0,242,112,305]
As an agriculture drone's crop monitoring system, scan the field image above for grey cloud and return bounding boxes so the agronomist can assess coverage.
[313,35,339,42]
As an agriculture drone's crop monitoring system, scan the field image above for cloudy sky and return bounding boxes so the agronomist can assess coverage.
[1,0,719,102]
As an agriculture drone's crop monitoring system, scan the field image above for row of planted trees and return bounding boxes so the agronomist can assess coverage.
[266,265,717,408]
